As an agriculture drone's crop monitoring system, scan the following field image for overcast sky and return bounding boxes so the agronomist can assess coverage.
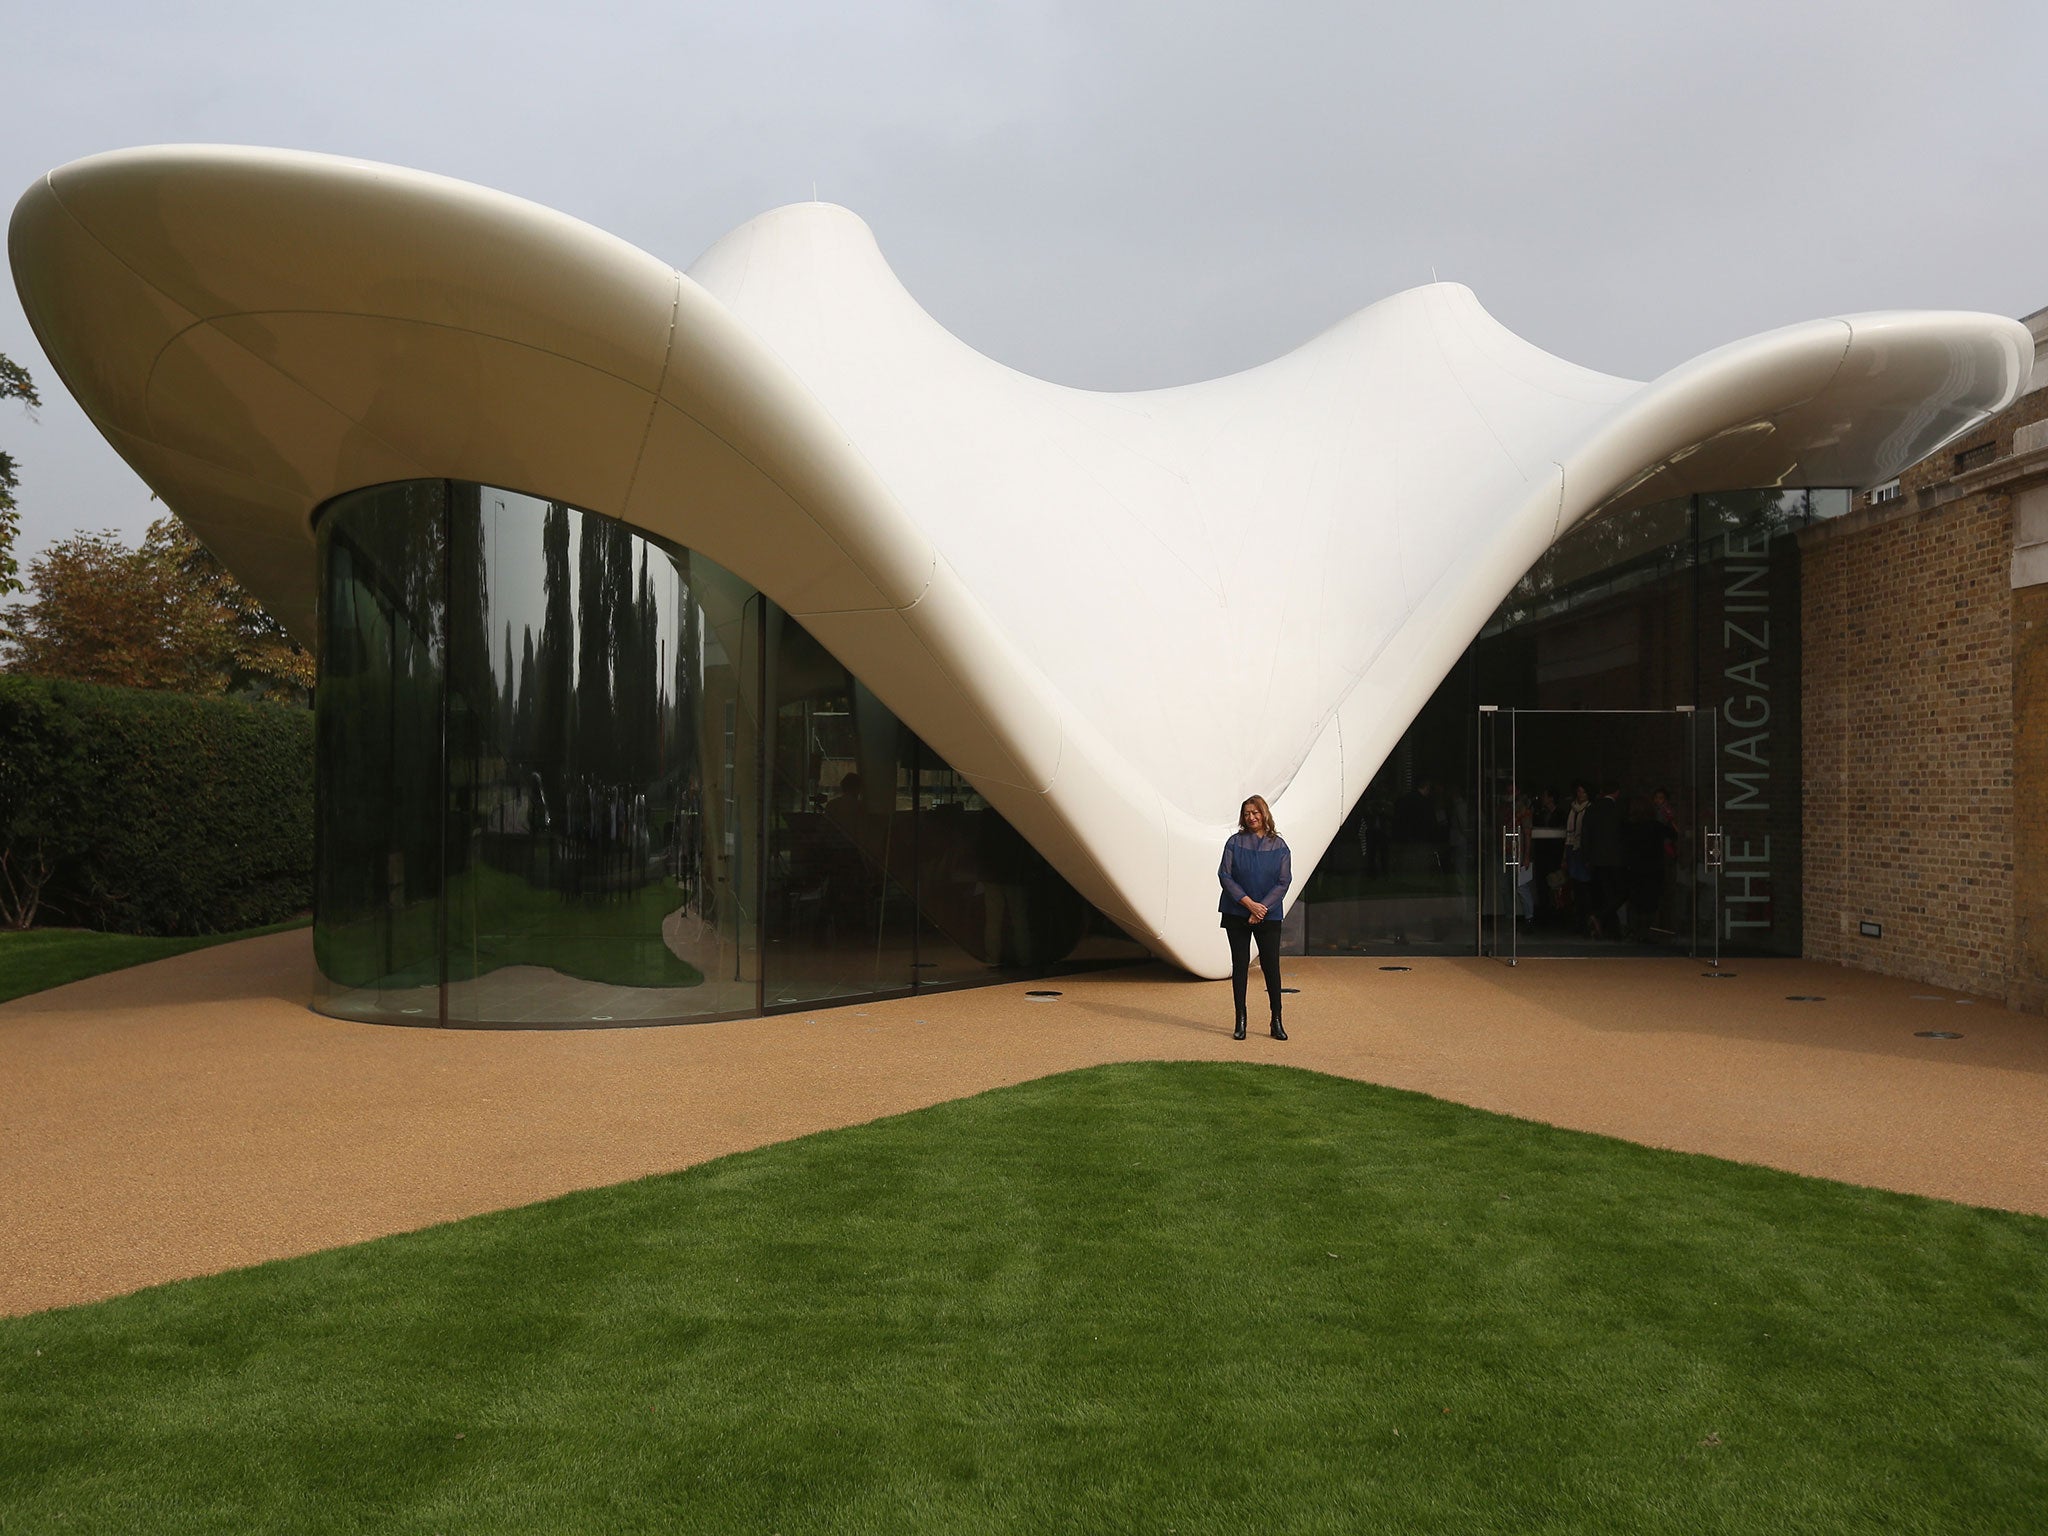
[4,0,2043,569]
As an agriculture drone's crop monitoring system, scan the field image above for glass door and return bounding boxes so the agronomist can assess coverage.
[1478,706,1516,964]
[1694,704,1722,968]
[1478,707,1705,959]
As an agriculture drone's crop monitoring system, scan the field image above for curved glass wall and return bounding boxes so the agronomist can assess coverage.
[315,481,1141,1027]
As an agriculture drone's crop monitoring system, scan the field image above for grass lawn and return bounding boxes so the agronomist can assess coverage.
[0,916,311,1005]
[4,1061,2044,1532]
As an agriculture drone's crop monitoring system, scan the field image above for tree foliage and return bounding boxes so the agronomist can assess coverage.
[0,675,312,932]
[0,677,80,928]
[0,516,312,700]
[0,352,40,597]
[143,517,316,698]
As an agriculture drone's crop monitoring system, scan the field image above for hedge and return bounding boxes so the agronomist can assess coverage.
[0,675,312,935]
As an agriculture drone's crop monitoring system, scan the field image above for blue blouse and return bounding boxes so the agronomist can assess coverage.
[1218,832,1292,922]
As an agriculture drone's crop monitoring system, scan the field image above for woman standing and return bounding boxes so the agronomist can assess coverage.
[1562,780,1594,931]
[1218,795,1292,1041]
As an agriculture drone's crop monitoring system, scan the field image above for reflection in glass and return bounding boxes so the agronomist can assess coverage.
[316,484,764,1025]
[912,751,1091,985]
[314,480,1136,1027]
[314,481,449,1022]
[1302,490,1824,959]
[760,614,1108,1007]
[440,487,761,1024]
[763,619,921,1005]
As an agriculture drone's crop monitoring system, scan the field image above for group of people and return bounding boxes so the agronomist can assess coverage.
[1504,781,1684,942]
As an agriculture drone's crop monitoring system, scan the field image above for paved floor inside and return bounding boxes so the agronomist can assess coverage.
[5,929,2045,1316]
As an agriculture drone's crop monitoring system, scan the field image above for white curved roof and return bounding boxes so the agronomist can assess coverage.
[9,146,2032,977]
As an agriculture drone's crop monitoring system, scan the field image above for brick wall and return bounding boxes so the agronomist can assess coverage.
[1801,493,2015,996]
[1800,351,2048,1007]
[2011,579,2048,1010]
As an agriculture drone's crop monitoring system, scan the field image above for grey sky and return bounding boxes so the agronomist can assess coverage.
[4,0,2043,570]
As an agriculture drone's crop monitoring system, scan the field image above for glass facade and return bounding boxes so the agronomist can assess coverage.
[1301,489,1845,959]
[314,482,1143,1027]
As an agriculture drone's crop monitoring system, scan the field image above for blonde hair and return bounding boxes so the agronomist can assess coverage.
[1239,795,1278,838]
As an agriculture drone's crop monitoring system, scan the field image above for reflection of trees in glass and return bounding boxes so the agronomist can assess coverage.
[1698,489,1804,553]
[574,509,619,779]
[1489,496,1691,634]
[443,492,490,712]
[500,623,516,749]
[533,502,574,824]
[313,482,448,989]
[614,542,660,793]
[670,552,705,916]
[440,492,494,892]
[514,628,537,747]
[1488,491,1811,636]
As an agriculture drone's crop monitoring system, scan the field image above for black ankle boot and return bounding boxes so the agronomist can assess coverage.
[1269,1014,1287,1041]
[1233,1012,1247,1041]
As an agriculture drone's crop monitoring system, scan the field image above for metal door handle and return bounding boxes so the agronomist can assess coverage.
[1703,830,1724,871]
[1502,829,1522,870]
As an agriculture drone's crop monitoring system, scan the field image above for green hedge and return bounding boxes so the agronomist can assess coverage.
[0,676,312,935]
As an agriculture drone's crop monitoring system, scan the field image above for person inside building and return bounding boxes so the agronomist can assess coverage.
[1623,794,1667,941]
[1563,781,1594,927]
[1583,782,1628,940]
[1533,786,1566,925]
[1651,786,1683,936]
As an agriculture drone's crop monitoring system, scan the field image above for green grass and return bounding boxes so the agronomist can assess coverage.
[0,916,311,1004]
[4,1062,2044,1532]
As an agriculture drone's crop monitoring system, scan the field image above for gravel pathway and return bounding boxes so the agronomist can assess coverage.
[5,929,2043,1315]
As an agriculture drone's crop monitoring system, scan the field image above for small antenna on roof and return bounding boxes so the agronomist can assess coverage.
[1431,264,1440,283]
[812,180,819,204]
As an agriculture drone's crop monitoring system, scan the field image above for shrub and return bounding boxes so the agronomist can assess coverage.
[0,680,84,928]
[0,676,312,934]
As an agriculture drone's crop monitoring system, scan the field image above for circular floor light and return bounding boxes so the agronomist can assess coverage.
[1702,972,1737,980]
[1281,987,1301,994]
[1379,965,1411,972]
[1786,995,1826,1002]
[1024,990,1062,1001]
[1915,1030,1964,1040]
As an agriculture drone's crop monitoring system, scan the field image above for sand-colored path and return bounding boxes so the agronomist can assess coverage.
[5,930,2046,1316]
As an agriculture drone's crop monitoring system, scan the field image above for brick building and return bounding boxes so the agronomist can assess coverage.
[1803,307,2048,1007]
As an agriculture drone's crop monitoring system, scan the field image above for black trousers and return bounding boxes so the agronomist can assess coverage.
[1593,865,1628,937]
[1223,915,1283,1020]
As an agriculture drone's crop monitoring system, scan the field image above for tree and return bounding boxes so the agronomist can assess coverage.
[0,517,313,700]
[141,517,314,700]
[0,352,40,597]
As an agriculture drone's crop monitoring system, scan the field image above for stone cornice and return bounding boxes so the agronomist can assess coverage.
[1804,443,2048,546]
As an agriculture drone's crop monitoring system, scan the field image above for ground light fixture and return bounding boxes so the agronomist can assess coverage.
[1915,1030,1965,1040]
[1024,990,1062,1001]
[1786,995,1826,1002]
[1378,966,1412,972]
